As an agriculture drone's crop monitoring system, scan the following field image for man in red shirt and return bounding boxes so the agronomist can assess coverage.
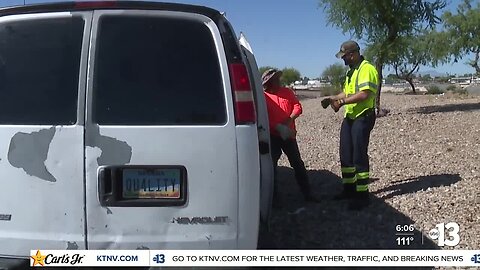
[262,69,319,206]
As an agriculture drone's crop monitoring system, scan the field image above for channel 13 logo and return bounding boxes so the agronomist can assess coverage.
[472,254,480,264]
[428,222,460,247]
[153,254,165,264]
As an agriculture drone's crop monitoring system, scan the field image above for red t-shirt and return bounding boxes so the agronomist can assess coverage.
[264,87,302,137]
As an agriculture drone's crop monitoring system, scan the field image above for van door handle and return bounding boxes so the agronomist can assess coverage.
[98,167,113,205]
[259,141,269,154]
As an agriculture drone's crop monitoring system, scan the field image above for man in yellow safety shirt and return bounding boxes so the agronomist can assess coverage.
[322,40,379,210]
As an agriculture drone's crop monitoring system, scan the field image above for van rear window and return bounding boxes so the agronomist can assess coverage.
[92,15,227,125]
[0,17,84,125]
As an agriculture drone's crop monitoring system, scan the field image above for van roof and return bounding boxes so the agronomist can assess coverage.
[0,1,222,19]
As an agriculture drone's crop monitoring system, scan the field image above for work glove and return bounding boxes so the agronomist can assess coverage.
[275,124,293,140]
[330,99,344,112]
[321,98,332,109]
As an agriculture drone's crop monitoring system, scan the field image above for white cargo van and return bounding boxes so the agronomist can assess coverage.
[0,1,273,268]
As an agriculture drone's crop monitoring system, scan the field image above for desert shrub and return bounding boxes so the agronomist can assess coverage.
[426,85,443,95]
[445,84,468,95]
[454,88,468,95]
[446,84,457,91]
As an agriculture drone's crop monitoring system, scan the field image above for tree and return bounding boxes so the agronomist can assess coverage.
[367,30,448,93]
[419,73,432,83]
[281,67,301,86]
[390,34,438,93]
[259,66,276,77]
[319,0,445,114]
[322,63,347,90]
[440,0,480,75]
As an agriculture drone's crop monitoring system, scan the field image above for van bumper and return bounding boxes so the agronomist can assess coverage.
[0,258,29,270]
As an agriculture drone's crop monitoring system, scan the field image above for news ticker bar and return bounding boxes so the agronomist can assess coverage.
[30,249,480,267]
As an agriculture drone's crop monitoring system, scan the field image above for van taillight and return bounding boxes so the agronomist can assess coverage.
[229,63,256,125]
[74,1,117,8]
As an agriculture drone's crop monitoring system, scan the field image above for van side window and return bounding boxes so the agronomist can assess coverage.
[0,17,84,125]
[92,15,227,125]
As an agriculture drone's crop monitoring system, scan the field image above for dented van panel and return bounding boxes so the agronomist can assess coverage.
[0,126,86,256]
[0,9,92,257]
[84,9,242,250]
[85,127,240,250]
[0,2,268,258]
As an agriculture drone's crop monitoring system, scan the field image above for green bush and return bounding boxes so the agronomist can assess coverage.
[454,88,468,95]
[426,85,443,95]
[445,84,468,95]
[446,84,457,91]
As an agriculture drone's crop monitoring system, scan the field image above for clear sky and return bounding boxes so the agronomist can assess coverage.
[0,0,474,78]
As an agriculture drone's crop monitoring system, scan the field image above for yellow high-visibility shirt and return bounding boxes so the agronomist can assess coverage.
[343,59,379,119]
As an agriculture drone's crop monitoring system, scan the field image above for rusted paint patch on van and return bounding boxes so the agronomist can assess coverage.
[8,127,56,182]
[85,125,132,165]
[66,241,79,250]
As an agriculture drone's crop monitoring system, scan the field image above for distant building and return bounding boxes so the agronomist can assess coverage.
[449,76,480,88]
[292,79,331,90]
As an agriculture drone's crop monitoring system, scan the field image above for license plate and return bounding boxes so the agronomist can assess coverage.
[122,168,181,199]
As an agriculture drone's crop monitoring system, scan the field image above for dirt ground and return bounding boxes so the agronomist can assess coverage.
[259,90,480,253]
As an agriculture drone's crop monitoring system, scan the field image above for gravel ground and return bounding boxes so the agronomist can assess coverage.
[259,91,480,254]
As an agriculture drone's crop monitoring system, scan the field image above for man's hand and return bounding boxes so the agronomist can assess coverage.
[330,99,345,112]
[321,98,331,109]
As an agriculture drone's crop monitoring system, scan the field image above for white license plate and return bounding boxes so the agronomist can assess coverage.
[122,168,181,199]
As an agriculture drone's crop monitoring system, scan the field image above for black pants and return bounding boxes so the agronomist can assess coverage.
[270,135,311,199]
[339,109,376,193]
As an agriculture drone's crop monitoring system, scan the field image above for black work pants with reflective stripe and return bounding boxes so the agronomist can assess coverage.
[270,135,311,200]
[339,109,376,193]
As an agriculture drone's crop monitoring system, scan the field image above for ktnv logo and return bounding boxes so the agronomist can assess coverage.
[472,254,480,264]
[153,254,165,264]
